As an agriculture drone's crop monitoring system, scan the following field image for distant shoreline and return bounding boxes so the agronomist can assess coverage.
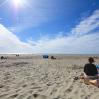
[0,54,99,57]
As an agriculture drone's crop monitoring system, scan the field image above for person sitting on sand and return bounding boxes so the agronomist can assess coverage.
[51,56,56,59]
[80,57,99,87]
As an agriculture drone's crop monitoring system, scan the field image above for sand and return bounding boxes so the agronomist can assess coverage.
[0,54,99,99]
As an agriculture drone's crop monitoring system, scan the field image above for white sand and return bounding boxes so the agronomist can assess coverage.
[0,55,99,99]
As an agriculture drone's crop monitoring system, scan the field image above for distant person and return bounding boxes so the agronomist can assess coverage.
[1,56,4,60]
[51,56,56,59]
[16,54,19,57]
[80,57,99,87]
[0,56,7,60]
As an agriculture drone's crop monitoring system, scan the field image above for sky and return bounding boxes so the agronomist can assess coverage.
[0,0,99,54]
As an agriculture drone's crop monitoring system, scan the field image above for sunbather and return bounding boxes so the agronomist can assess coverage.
[80,57,99,87]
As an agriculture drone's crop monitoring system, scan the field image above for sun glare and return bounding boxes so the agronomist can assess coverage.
[12,0,23,8]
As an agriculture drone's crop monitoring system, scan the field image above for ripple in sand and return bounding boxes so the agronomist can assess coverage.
[7,94,19,98]
[33,94,50,99]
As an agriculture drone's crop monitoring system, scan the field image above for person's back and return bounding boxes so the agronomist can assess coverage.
[80,57,99,87]
[84,57,98,76]
[84,63,98,76]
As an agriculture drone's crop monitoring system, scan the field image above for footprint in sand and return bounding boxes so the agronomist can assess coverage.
[0,84,4,88]
[22,84,28,88]
[32,94,50,99]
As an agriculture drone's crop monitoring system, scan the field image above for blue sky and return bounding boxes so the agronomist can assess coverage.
[0,0,99,54]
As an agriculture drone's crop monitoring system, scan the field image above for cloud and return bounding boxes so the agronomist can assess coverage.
[26,9,99,54]
[0,24,33,53]
[0,9,99,54]
[71,10,99,36]
[27,32,99,54]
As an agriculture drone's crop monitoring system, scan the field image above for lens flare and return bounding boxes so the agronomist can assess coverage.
[12,0,23,8]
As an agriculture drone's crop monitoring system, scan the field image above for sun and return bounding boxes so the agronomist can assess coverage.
[11,0,29,10]
[12,0,23,8]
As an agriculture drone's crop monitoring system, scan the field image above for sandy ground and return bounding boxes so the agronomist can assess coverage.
[0,55,99,99]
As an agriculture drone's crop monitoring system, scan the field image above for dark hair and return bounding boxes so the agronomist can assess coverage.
[88,57,95,63]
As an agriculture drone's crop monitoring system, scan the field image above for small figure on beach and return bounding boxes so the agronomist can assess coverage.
[1,56,4,60]
[80,57,99,87]
[51,56,56,59]
[1,56,7,60]
[16,54,19,57]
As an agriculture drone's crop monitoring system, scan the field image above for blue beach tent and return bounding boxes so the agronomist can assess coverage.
[43,55,49,59]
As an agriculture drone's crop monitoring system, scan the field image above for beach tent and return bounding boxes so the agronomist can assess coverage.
[43,55,49,59]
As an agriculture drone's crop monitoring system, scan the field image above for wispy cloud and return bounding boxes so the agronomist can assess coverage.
[0,9,99,54]
[0,24,33,53]
[71,10,99,36]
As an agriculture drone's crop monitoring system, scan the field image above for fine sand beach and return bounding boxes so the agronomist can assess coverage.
[0,54,99,99]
